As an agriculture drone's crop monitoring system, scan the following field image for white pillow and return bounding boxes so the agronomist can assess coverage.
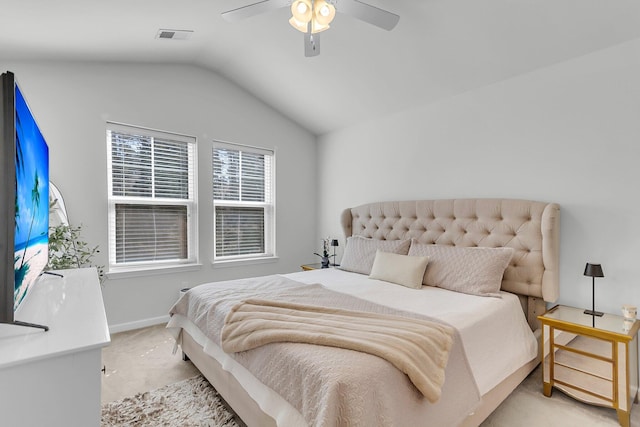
[338,236,411,275]
[369,250,430,289]
[408,240,514,297]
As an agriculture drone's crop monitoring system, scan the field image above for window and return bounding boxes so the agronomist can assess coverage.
[107,122,197,271]
[213,142,275,261]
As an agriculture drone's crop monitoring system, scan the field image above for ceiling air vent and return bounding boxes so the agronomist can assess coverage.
[155,29,194,40]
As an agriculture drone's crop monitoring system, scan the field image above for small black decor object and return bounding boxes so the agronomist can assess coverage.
[584,263,604,318]
[314,238,333,268]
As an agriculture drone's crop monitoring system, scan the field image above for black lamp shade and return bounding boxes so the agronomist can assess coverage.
[331,239,339,247]
[584,263,604,278]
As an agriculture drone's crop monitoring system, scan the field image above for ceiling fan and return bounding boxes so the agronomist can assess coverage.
[221,0,399,57]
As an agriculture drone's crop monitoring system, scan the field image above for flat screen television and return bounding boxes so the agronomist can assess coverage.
[0,71,49,331]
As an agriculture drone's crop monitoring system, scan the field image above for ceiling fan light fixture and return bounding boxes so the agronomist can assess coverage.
[290,0,335,34]
[291,0,312,23]
[314,0,335,26]
[222,0,399,57]
[310,0,334,33]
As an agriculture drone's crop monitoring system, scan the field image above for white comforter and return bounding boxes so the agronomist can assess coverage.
[168,268,537,426]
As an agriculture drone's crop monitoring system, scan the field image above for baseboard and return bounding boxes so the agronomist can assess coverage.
[109,315,170,334]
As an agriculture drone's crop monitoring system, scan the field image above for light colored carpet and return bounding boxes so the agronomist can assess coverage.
[102,324,200,404]
[101,375,239,427]
[101,366,639,427]
[482,365,640,426]
[102,324,640,426]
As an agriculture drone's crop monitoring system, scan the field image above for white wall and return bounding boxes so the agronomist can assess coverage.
[318,38,640,317]
[5,36,640,331]
[1,61,317,331]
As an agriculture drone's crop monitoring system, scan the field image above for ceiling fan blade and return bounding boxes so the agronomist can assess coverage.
[337,0,399,31]
[222,0,290,23]
[305,33,321,57]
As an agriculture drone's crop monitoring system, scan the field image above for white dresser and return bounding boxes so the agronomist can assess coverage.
[0,268,110,427]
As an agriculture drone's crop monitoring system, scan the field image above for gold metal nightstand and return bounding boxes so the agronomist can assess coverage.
[538,305,640,426]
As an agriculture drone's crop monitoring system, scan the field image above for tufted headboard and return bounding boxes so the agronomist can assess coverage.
[340,199,560,330]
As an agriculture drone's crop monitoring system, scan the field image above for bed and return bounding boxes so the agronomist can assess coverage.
[168,198,560,426]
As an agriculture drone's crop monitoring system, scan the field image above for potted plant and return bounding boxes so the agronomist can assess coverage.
[48,223,105,283]
[314,238,335,268]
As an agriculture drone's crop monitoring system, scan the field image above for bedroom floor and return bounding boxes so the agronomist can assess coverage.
[101,323,199,403]
[102,324,640,426]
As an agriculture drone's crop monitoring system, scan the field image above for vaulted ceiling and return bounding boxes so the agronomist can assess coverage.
[2,0,640,135]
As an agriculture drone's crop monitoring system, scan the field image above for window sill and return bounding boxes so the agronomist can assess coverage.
[212,256,279,269]
[106,263,203,280]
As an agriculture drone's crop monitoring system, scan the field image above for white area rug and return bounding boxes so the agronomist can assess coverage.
[101,375,240,427]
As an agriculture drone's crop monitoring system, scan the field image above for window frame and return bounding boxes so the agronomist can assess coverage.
[212,140,276,264]
[106,121,198,274]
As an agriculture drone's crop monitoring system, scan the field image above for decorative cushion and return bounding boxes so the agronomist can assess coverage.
[408,240,514,297]
[369,250,430,289]
[338,236,411,275]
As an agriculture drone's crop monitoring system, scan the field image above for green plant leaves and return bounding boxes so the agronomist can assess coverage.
[48,224,105,283]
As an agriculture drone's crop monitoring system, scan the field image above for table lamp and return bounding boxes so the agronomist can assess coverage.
[331,239,339,266]
[584,263,604,317]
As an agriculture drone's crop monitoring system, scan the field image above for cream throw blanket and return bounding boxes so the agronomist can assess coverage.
[221,298,454,403]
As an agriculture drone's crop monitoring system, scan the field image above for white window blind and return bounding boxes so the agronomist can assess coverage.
[213,142,275,260]
[107,123,197,270]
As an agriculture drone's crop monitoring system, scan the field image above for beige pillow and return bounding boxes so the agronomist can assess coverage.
[408,240,514,297]
[369,250,430,289]
[338,236,411,275]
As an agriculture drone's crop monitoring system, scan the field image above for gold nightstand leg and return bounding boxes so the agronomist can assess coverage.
[617,409,630,427]
[543,382,552,397]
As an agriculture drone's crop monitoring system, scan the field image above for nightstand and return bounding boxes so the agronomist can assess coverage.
[538,305,640,426]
